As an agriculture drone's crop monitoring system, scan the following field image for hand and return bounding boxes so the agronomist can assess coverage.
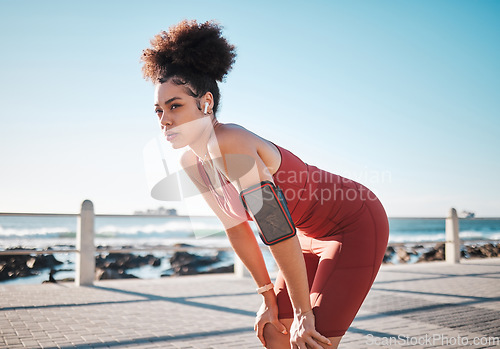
[254,297,288,347]
[289,310,331,348]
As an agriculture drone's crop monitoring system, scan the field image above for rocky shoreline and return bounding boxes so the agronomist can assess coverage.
[0,244,235,283]
[0,249,65,282]
[384,242,500,264]
[1,241,499,283]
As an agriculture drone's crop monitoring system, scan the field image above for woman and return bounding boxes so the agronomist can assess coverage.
[141,20,389,349]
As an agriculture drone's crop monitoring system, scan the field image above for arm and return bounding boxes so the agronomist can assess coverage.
[226,221,272,288]
[213,126,331,347]
[179,149,272,290]
[212,127,311,315]
[267,235,311,314]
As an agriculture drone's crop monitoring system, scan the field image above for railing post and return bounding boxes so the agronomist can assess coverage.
[445,207,460,264]
[76,200,95,286]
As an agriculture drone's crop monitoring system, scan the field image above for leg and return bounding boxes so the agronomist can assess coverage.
[309,201,389,339]
[262,318,293,349]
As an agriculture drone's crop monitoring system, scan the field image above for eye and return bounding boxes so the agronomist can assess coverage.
[155,109,163,117]
[170,104,181,110]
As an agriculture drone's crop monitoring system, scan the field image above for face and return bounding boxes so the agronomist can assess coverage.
[154,80,211,149]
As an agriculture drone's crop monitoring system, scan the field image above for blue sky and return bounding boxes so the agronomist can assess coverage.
[1,0,499,217]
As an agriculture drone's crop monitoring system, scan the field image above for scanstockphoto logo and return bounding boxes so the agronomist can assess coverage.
[365,333,500,347]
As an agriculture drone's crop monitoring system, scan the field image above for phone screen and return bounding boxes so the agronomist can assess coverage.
[241,182,296,245]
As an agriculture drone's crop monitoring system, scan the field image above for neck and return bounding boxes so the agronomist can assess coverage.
[190,117,221,162]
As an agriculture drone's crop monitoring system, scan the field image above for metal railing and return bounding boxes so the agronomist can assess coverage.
[0,200,250,285]
[1,202,465,286]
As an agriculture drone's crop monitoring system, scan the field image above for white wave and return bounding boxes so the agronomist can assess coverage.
[459,230,488,240]
[96,220,224,235]
[0,220,223,238]
[388,230,500,244]
[388,233,445,243]
[0,225,73,237]
[490,232,500,240]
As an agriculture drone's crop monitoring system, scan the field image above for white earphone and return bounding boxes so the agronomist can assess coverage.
[204,102,209,114]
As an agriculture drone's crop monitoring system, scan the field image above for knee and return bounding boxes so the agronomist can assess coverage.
[263,323,289,349]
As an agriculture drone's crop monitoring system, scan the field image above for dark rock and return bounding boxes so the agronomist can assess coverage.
[0,262,39,281]
[95,254,109,269]
[47,269,57,283]
[173,243,195,248]
[464,243,498,259]
[0,251,60,281]
[162,251,234,276]
[465,245,485,258]
[383,246,395,263]
[94,252,162,280]
[160,269,174,277]
[202,264,234,274]
[95,268,139,280]
[479,243,498,258]
[31,255,63,269]
[169,251,218,275]
[396,247,411,263]
[417,243,445,262]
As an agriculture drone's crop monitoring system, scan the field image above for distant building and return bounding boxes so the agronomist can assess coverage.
[134,207,178,215]
[458,210,475,219]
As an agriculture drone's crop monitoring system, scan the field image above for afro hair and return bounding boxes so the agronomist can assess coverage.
[141,20,236,83]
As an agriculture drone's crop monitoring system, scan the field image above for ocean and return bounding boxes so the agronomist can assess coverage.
[1,215,500,285]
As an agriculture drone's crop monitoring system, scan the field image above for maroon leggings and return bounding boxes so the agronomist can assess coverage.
[274,198,389,337]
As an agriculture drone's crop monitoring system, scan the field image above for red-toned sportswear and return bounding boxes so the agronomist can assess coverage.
[197,143,389,337]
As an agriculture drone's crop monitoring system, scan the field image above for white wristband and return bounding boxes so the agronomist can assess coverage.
[256,282,274,294]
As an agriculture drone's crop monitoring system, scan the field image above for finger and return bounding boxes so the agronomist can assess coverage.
[272,319,288,335]
[290,339,306,349]
[305,336,325,349]
[256,321,266,347]
[293,342,307,349]
[312,331,332,346]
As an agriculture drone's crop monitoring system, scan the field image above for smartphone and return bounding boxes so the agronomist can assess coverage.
[240,181,296,245]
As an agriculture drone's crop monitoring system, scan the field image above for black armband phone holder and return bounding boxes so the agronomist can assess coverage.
[239,181,296,245]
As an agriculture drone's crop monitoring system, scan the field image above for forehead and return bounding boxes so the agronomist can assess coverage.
[154,81,191,105]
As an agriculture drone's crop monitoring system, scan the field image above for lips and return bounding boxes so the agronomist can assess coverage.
[167,133,178,142]
[166,132,178,142]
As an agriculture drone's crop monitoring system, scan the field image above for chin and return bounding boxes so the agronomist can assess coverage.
[171,143,185,149]
[169,139,188,149]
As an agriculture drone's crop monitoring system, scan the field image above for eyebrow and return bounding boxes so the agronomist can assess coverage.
[154,96,182,107]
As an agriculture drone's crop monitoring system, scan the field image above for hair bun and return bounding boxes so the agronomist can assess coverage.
[142,20,236,82]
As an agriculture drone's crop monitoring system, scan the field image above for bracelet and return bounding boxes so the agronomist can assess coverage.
[256,282,274,294]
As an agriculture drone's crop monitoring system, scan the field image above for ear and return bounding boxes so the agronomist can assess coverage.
[201,92,214,112]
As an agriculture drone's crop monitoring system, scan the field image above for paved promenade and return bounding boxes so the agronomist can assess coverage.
[1,258,499,349]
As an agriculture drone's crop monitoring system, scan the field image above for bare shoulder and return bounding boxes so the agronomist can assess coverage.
[213,123,260,153]
[212,122,281,177]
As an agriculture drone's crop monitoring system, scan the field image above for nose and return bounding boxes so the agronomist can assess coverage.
[159,112,173,127]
